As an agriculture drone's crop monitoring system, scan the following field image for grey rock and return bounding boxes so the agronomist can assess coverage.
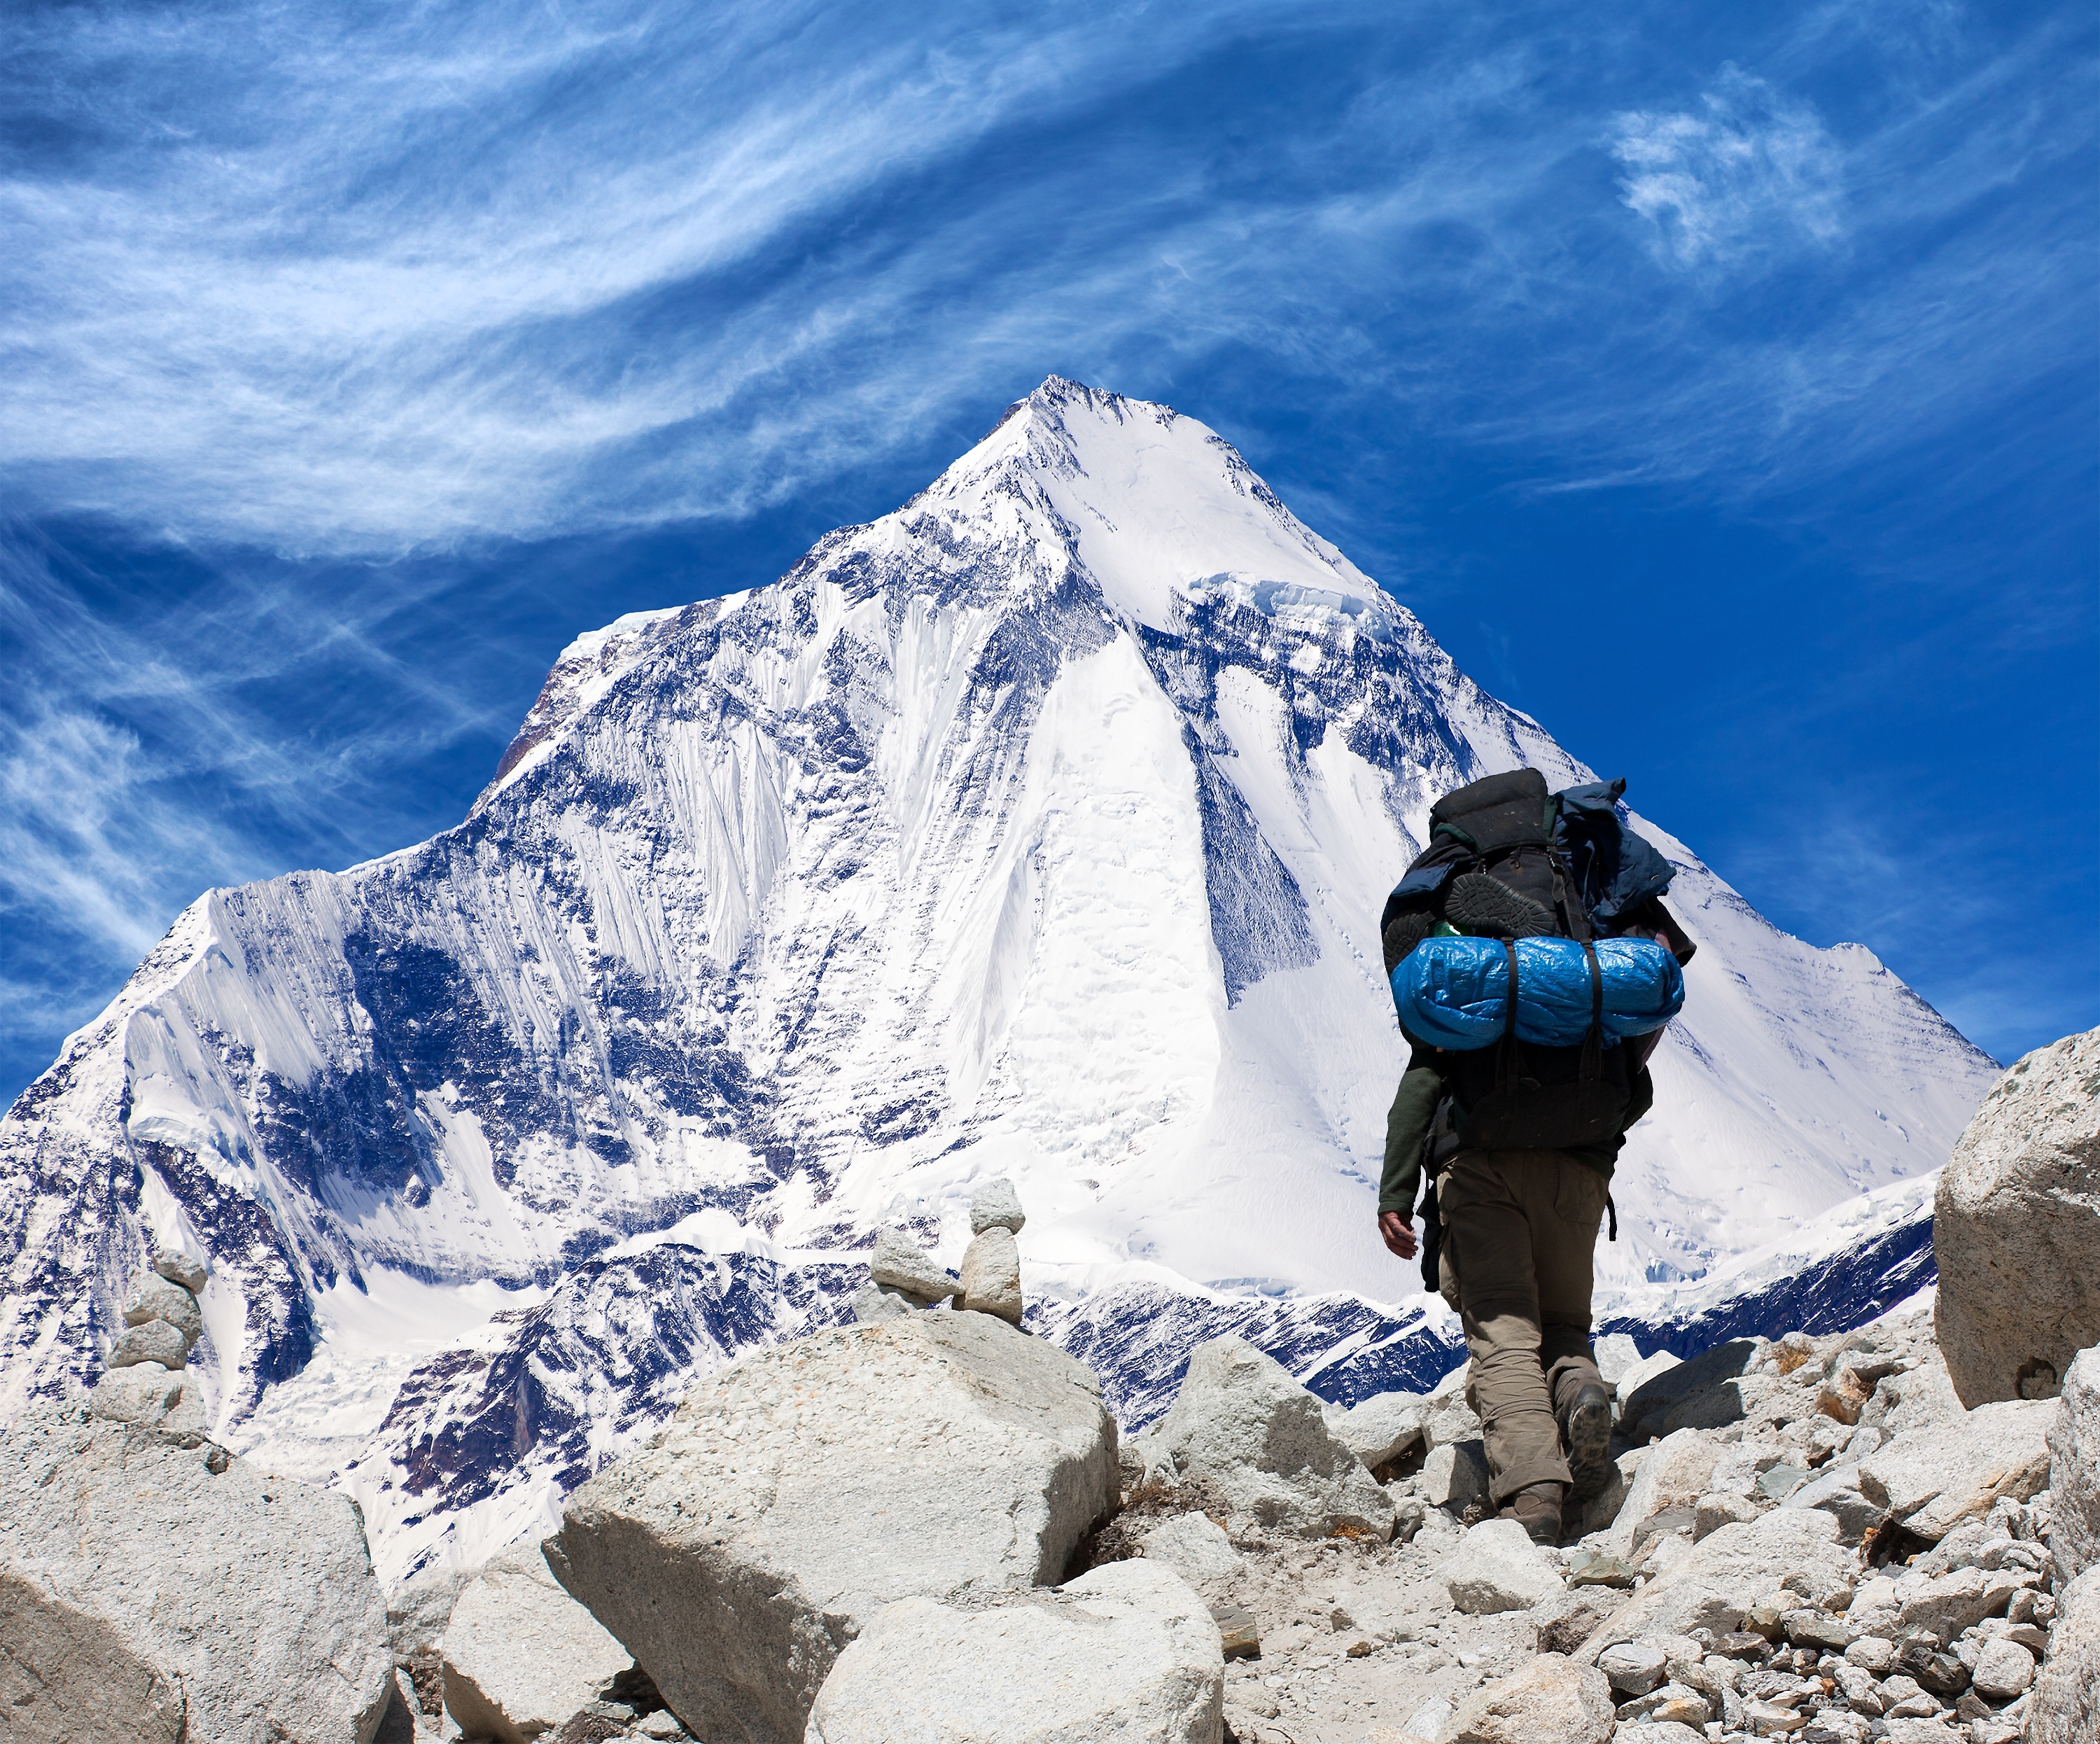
[106,1320,187,1369]
[1935,1028,2100,1409]
[153,1251,209,1293]
[1333,1390,1429,1473]
[958,1226,1023,1325]
[1420,1439,1490,1512]
[1592,1333,1645,1387]
[1147,1337,1392,1539]
[0,1407,393,1743]
[1598,1639,1670,1696]
[2028,1563,2100,1744]
[1588,1506,1854,1649]
[1424,1397,1483,1448]
[1447,1651,1615,1744]
[1609,1428,1720,1558]
[551,1312,1116,1744]
[122,1274,203,1344]
[1969,1635,2035,1700]
[634,1712,689,1740]
[1614,1348,1683,1409]
[967,1176,1026,1234]
[1756,1463,1807,1500]
[1534,1586,1625,1656]
[1857,1398,2054,1539]
[86,1365,192,1430]
[1859,1353,1966,1432]
[1783,1462,1879,1544]
[1620,1341,1756,1441]
[1842,1424,1889,1460]
[2048,1342,2100,1581]
[442,1549,631,1744]
[849,1281,913,1323]
[1779,1607,1854,1650]
[1890,1565,2033,1642]
[1693,1491,1759,1540]
[804,1558,1223,1744]
[1404,1696,1455,1740]
[371,1674,417,1744]
[387,1563,469,1660]
[1439,1517,1564,1614]
[1844,1635,1898,1672]
[867,1227,955,1302]
[1140,1511,1242,1591]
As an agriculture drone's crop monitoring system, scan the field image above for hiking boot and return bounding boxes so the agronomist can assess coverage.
[1562,1380,1616,1502]
[1501,1481,1564,1545]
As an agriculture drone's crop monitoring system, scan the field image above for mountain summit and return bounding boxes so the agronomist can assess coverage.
[0,377,1996,1575]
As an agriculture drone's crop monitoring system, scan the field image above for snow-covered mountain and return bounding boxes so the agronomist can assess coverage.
[0,377,1997,1579]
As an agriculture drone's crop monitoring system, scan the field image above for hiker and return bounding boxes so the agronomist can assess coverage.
[1373,768,1694,1544]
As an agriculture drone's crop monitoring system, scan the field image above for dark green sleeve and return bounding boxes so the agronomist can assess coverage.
[1379,1063,1446,1215]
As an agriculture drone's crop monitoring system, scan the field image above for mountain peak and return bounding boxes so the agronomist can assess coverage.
[928,375,1398,638]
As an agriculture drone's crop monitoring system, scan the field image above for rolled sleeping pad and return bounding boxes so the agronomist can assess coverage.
[1390,934,1684,1052]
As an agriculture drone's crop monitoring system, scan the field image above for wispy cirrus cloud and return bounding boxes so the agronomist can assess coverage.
[1609,67,1845,270]
[0,519,519,1061]
[0,1,2086,557]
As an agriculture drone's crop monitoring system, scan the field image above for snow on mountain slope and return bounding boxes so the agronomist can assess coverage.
[0,377,1998,1577]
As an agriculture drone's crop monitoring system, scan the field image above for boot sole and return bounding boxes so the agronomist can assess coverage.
[1566,1392,1614,1467]
[1444,873,1558,939]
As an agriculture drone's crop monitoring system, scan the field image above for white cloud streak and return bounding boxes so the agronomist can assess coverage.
[0,1,2086,554]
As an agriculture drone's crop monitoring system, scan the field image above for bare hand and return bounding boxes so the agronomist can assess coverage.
[1378,1211,1419,1260]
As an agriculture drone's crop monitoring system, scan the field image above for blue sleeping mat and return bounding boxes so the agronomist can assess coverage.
[1391,934,1684,1050]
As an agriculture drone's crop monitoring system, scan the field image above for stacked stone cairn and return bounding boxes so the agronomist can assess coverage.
[90,1248,211,1434]
[850,1176,1027,1326]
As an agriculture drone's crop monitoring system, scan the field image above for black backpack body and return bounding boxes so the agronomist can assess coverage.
[1382,769,1693,1154]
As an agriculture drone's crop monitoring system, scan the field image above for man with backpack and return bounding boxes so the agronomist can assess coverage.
[1373,768,1693,1545]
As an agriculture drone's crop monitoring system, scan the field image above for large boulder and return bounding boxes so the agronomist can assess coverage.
[1439,1518,1564,1614]
[804,1558,1223,1744]
[1446,1652,1614,1744]
[2029,1563,2100,1744]
[1585,1506,1854,1648]
[442,1549,632,1744]
[2049,1343,2100,1581]
[0,1408,393,1744]
[1935,1028,2100,1407]
[1603,1428,1718,1558]
[550,1311,1116,1744]
[1618,1341,1757,1442]
[1856,1397,2054,1540]
[1146,1338,1393,1538]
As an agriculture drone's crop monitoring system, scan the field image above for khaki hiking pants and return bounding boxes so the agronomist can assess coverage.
[1436,1147,1609,1503]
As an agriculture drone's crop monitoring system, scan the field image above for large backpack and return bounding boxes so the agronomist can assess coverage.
[1380,769,1693,1154]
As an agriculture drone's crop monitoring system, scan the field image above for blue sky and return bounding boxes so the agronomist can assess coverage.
[2,0,2093,1101]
